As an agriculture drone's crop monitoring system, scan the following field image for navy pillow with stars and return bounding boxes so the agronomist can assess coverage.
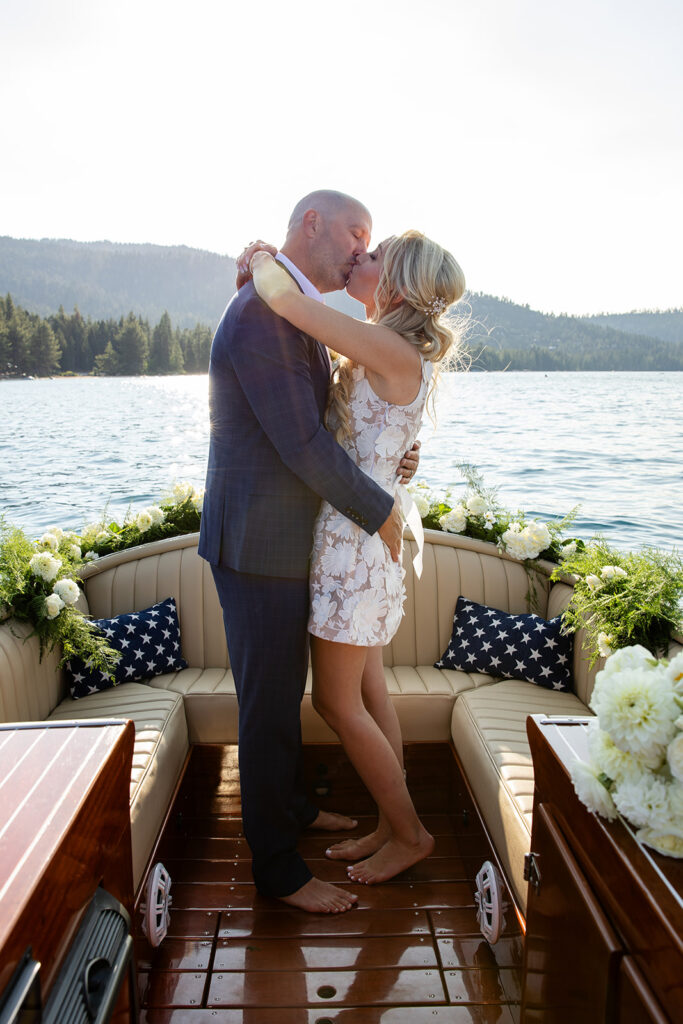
[67,597,187,699]
[435,596,573,691]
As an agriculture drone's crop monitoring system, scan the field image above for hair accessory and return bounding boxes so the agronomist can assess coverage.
[421,296,448,317]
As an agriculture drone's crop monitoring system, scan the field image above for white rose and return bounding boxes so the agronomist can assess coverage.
[146,505,165,526]
[45,593,65,619]
[439,506,466,534]
[597,632,613,658]
[601,565,627,581]
[69,544,82,559]
[561,540,577,557]
[667,732,683,784]
[413,493,431,518]
[53,578,80,606]
[526,520,551,551]
[585,574,602,591]
[501,525,530,560]
[570,760,618,820]
[39,532,60,551]
[136,511,153,532]
[466,494,487,516]
[29,552,61,582]
[47,526,64,540]
[84,550,99,562]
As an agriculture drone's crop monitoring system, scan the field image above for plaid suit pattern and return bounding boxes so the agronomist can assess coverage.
[198,283,393,578]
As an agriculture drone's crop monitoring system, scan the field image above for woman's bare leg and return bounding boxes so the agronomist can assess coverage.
[312,637,432,883]
[326,646,401,860]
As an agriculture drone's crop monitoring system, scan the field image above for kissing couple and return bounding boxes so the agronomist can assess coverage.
[198,189,465,913]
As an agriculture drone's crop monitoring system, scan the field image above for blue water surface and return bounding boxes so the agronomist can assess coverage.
[1,372,681,551]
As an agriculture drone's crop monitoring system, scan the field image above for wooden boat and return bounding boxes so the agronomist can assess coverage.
[1,529,681,1022]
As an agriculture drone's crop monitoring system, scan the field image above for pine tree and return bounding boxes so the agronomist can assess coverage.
[115,313,148,374]
[7,309,32,374]
[94,340,119,375]
[28,321,61,376]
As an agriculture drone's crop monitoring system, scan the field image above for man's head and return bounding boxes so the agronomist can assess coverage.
[281,190,372,293]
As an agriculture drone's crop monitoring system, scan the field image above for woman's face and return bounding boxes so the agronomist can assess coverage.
[346,239,390,307]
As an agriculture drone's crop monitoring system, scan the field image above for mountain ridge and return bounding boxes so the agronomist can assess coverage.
[1,237,681,368]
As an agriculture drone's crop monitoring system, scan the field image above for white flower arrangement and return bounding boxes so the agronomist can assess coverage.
[570,646,683,858]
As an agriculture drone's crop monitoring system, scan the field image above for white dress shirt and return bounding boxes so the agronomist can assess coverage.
[274,252,331,372]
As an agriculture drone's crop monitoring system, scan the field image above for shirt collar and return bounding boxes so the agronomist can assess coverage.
[275,252,324,304]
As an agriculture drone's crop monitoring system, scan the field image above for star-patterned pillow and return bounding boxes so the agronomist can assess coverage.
[435,596,573,691]
[67,597,187,699]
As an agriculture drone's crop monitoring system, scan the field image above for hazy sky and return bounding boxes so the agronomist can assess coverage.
[2,0,681,315]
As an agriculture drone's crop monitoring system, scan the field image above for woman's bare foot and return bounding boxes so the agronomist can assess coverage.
[279,877,358,913]
[308,810,358,831]
[346,829,434,885]
[326,828,388,861]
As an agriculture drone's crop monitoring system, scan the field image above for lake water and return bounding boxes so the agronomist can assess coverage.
[1,372,681,551]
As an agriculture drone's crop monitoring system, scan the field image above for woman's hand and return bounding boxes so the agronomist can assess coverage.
[236,240,278,289]
[397,440,421,483]
[251,252,299,310]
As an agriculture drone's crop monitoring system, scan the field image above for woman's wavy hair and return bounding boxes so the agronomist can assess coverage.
[327,229,468,441]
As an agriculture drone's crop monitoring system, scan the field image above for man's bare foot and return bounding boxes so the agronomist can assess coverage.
[278,877,358,913]
[308,810,358,831]
[346,829,434,885]
[326,828,388,861]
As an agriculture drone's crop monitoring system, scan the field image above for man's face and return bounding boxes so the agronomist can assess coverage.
[312,203,372,292]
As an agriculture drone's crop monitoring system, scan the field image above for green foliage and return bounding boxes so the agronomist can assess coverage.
[0,518,120,673]
[551,539,683,664]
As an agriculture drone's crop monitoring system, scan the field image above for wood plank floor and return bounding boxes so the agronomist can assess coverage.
[136,743,523,1023]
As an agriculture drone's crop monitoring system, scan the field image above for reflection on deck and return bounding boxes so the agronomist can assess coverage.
[137,743,523,1022]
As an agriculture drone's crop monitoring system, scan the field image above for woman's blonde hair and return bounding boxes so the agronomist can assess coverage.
[327,230,467,441]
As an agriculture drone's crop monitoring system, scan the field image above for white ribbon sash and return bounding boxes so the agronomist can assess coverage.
[396,485,425,579]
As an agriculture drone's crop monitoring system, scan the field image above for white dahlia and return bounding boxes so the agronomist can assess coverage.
[570,760,618,820]
[29,552,61,583]
[590,666,677,761]
[52,578,80,606]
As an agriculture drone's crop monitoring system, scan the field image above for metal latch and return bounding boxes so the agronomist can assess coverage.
[524,851,542,894]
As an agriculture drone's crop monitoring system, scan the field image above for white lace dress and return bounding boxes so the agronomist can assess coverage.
[308,358,432,647]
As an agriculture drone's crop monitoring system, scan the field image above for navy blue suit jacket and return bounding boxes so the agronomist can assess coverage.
[198,282,394,580]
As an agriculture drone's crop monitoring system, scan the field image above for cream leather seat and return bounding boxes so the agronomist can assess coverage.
[48,683,188,886]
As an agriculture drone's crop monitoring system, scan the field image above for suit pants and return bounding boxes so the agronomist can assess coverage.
[211,563,319,897]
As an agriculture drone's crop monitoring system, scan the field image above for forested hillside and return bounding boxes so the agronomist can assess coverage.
[1,236,681,373]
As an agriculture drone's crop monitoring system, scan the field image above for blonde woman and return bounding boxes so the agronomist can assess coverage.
[250,231,466,883]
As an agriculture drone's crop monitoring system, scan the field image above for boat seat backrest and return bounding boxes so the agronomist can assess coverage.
[0,621,68,723]
[383,534,550,668]
[82,536,230,670]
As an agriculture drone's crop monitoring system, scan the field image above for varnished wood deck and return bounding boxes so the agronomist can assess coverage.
[137,743,523,1023]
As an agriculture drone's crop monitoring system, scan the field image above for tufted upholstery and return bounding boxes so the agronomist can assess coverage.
[3,530,680,911]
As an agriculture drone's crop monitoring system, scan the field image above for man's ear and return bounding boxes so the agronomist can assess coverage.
[302,209,319,237]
